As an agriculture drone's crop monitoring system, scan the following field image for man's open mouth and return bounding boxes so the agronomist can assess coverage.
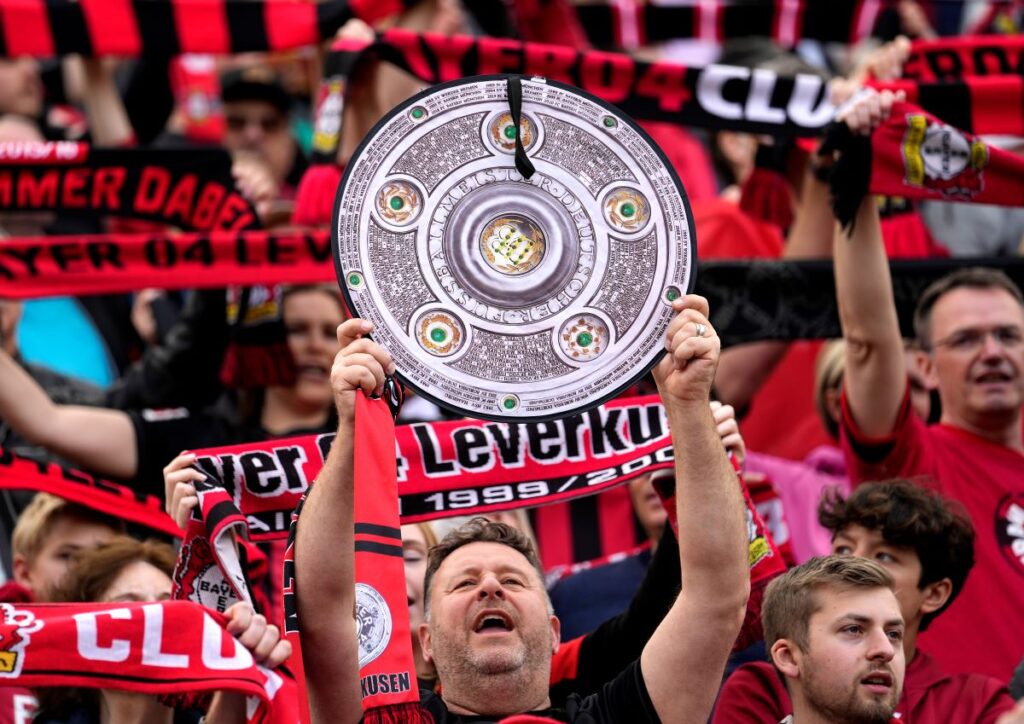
[472,610,514,634]
[860,670,893,692]
[974,368,1014,384]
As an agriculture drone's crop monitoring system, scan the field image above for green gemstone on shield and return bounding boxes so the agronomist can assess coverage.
[348,273,361,286]
[621,202,636,218]
[576,331,593,348]
[603,116,617,128]
[389,196,404,211]
[504,125,517,140]
[503,397,516,410]
[411,107,425,119]
[665,288,679,301]
[430,327,447,343]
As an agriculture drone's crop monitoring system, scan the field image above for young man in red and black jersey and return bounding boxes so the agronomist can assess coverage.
[714,480,1014,723]
[742,555,907,724]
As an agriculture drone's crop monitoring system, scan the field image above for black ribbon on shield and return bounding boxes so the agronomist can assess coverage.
[506,76,536,179]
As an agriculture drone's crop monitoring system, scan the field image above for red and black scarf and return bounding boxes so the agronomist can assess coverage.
[2,237,1021,348]
[0,447,180,538]
[0,230,331,299]
[823,100,1024,231]
[168,467,299,723]
[349,394,430,721]
[171,476,254,615]
[323,30,1024,140]
[192,394,675,539]
[0,600,284,719]
[569,0,886,50]
[0,0,408,58]
[903,35,1024,82]
[0,143,259,231]
[281,394,429,721]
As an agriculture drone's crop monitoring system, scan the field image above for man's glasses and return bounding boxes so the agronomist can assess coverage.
[225,113,286,134]
[932,325,1024,353]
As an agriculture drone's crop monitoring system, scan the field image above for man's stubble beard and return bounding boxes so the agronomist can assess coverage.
[429,616,552,687]
[801,665,898,724]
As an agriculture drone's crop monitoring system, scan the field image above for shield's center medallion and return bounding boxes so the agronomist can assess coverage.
[479,214,546,275]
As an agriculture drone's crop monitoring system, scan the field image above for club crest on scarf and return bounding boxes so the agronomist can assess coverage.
[901,114,989,198]
[745,501,772,570]
[174,537,243,613]
[0,604,43,678]
[312,79,345,156]
[355,583,393,668]
[996,493,1024,577]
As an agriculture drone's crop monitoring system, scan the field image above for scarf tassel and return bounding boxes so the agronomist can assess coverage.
[819,121,872,233]
[363,703,435,724]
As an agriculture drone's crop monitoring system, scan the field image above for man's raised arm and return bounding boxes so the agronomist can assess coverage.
[294,318,395,724]
[832,89,909,437]
[639,295,750,724]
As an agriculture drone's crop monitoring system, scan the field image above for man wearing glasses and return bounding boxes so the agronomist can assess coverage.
[221,66,307,196]
[832,90,1024,686]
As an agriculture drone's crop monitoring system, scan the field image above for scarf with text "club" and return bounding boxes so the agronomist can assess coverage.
[0,600,283,720]
[321,30,1024,141]
[0,0,408,58]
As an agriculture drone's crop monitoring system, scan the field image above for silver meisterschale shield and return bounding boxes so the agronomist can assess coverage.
[333,74,696,422]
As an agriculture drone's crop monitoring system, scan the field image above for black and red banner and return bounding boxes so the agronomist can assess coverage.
[335,29,836,137]
[0,397,674,542]
[331,30,1024,139]
[570,0,884,50]
[904,35,1024,82]
[826,100,1024,229]
[195,394,675,540]
[0,230,332,299]
[0,143,259,231]
[0,0,406,58]
[2,239,1022,348]
[876,75,1024,137]
[0,446,181,539]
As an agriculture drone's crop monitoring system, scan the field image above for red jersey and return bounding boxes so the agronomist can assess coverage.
[714,650,1013,723]
[0,692,36,724]
[840,391,1024,681]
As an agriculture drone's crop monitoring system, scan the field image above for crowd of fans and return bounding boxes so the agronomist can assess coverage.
[1,0,1023,722]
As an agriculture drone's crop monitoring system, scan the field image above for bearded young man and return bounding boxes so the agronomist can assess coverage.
[293,294,751,723]
[830,89,1024,682]
[758,556,906,724]
[714,480,1014,723]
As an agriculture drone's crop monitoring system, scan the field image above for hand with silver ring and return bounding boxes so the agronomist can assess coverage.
[654,294,720,405]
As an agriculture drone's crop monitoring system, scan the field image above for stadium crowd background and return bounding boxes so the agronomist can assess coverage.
[0,0,1023,722]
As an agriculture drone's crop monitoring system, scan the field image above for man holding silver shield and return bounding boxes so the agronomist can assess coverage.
[294,293,750,723]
